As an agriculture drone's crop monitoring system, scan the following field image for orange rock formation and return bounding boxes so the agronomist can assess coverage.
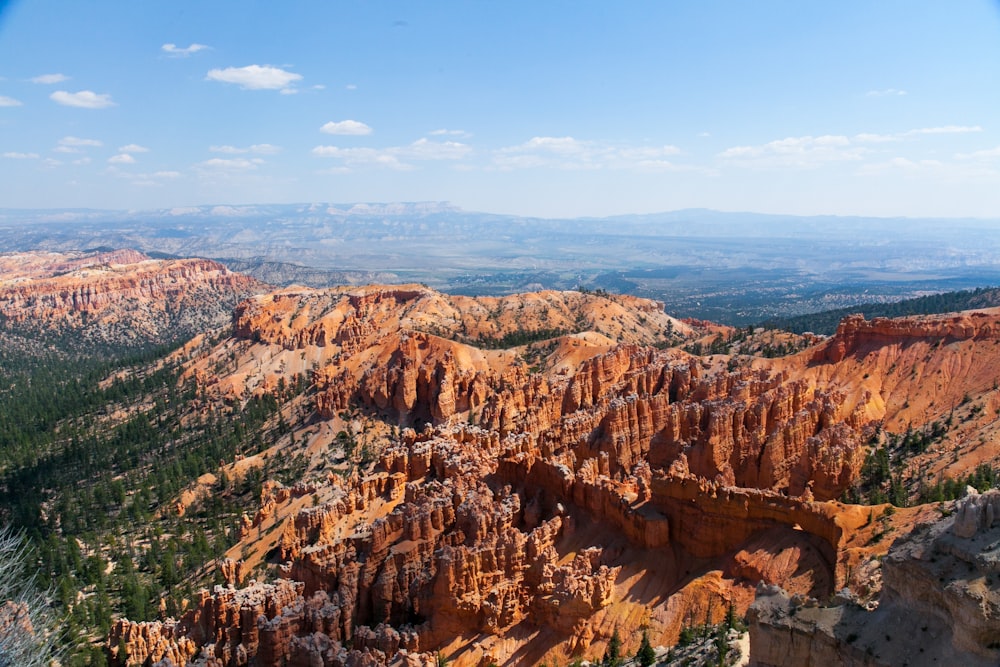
[107,288,1000,666]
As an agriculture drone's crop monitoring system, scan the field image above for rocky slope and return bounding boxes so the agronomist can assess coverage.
[769,309,1000,488]
[0,249,267,348]
[105,291,1000,666]
[748,488,1000,667]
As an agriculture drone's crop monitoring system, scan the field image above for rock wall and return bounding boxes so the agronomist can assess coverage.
[820,311,1000,363]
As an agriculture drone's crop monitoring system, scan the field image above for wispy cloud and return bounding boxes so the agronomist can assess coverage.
[403,138,472,160]
[721,126,986,169]
[957,145,1000,160]
[312,138,472,170]
[209,144,282,155]
[312,146,410,170]
[720,135,866,168]
[858,156,1000,183]
[866,88,907,97]
[430,128,472,138]
[854,125,983,143]
[907,125,982,136]
[494,136,687,171]
[206,65,302,92]
[108,167,181,186]
[195,157,265,171]
[59,136,102,148]
[161,43,209,57]
[118,144,149,153]
[3,152,38,159]
[0,96,23,107]
[108,153,136,164]
[31,73,69,84]
[50,90,115,108]
[320,120,372,135]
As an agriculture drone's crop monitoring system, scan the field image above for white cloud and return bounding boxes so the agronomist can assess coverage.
[495,136,686,171]
[957,145,1000,160]
[108,153,136,164]
[161,43,209,57]
[907,125,982,136]
[720,135,869,168]
[31,73,69,84]
[866,88,907,97]
[59,136,102,148]
[108,167,181,187]
[50,90,115,108]
[42,158,62,167]
[311,146,410,170]
[853,133,899,144]
[72,157,91,165]
[345,84,357,90]
[118,144,149,153]
[195,157,265,171]
[3,152,38,159]
[318,166,352,175]
[402,138,472,160]
[0,95,23,107]
[53,146,80,154]
[209,144,281,155]
[430,128,472,138]
[855,154,1000,185]
[206,65,302,92]
[312,138,472,170]
[320,120,372,135]
[854,125,984,144]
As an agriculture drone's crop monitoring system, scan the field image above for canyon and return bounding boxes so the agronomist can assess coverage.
[92,282,1000,666]
[4,250,998,665]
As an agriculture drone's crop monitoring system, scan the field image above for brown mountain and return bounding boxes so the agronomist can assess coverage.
[104,286,1000,666]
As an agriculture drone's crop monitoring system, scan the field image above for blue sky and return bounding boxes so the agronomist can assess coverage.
[1,1,999,218]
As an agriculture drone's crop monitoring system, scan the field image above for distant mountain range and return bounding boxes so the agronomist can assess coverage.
[3,203,1000,323]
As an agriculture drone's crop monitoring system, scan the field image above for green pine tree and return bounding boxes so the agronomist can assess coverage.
[636,629,656,667]
[603,628,622,667]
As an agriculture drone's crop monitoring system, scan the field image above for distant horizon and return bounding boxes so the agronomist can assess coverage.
[2,2,1000,218]
[2,200,1000,224]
